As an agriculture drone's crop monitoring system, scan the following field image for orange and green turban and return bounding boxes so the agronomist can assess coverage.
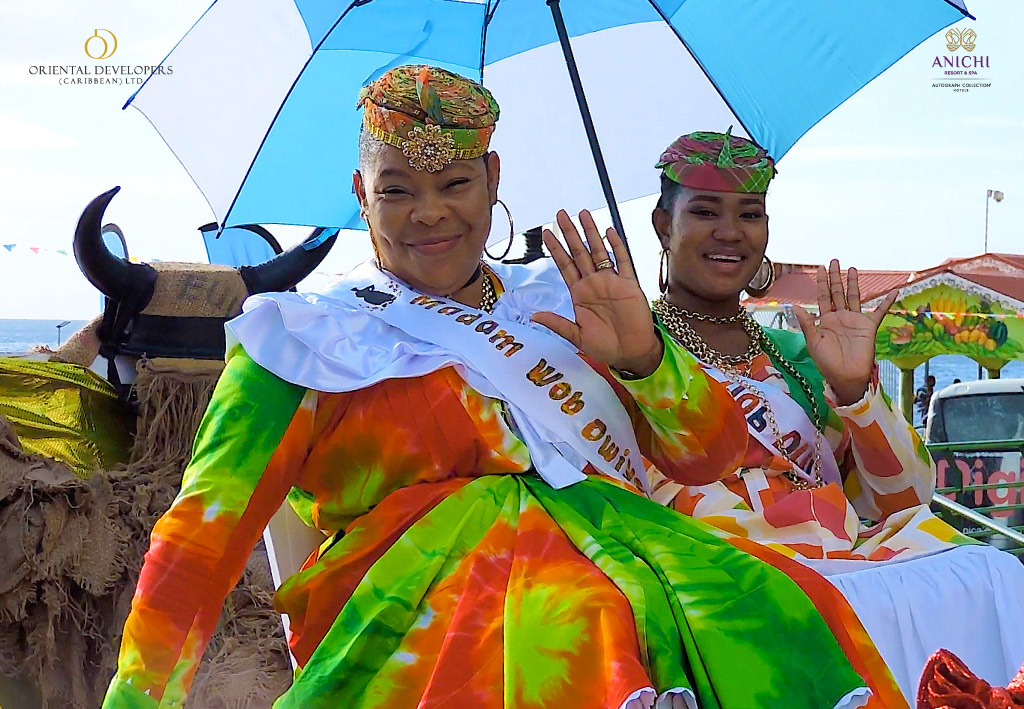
[656,127,776,193]
[357,65,500,172]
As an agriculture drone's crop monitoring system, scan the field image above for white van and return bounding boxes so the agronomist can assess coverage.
[925,379,1024,550]
[926,378,1024,444]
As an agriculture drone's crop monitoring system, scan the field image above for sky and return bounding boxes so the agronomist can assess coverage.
[0,0,1020,319]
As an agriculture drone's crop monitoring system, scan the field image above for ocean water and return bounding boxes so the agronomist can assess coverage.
[0,319,91,354]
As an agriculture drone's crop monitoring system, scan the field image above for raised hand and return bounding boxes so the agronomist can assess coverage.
[532,210,663,376]
[791,260,899,406]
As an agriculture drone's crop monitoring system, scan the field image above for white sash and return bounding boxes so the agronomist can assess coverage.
[227,260,648,494]
[703,365,842,486]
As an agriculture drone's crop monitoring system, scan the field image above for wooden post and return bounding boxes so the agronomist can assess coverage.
[900,368,915,422]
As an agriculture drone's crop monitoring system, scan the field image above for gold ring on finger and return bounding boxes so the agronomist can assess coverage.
[595,259,614,271]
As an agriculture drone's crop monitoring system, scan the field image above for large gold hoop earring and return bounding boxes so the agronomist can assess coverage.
[658,248,670,294]
[484,198,516,261]
[745,255,776,297]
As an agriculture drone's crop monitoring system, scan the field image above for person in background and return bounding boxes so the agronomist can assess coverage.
[916,374,937,425]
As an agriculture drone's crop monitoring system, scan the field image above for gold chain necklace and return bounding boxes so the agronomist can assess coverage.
[442,263,496,313]
[652,298,761,372]
[671,306,746,325]
[478,267,497,313]
[653,298,825,490]
[375,259,495,313]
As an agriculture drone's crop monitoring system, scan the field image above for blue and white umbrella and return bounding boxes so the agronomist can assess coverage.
[127,0,972,244]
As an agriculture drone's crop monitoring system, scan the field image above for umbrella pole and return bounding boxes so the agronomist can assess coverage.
[545,0,631,257]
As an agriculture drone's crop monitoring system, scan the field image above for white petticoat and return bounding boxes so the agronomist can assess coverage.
[806,545,1024,702]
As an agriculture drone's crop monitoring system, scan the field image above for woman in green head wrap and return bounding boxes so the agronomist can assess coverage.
[584,127,1024,700]
[636,127,955,561]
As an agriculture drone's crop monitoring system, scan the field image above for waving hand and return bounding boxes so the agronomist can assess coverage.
[792,260,899,405]
[532,210,663,376]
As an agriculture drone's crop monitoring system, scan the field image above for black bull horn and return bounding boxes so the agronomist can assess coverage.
[74,187,338,301]
[238,227,338,295]
[73,186,153,302]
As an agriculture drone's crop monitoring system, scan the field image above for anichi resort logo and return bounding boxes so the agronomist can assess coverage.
[944,27,977,52]
[932,27,991,93]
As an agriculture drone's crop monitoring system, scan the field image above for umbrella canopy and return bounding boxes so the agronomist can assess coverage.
[127,0,972,240]
[199,223,282,267]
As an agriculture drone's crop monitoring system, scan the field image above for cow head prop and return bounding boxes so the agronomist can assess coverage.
[74,187,337,386]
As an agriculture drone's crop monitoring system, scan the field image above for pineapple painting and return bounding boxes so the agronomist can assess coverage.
[876,283,1024,364]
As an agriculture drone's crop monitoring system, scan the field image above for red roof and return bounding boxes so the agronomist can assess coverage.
[955,273,1024,303]
[744,253,1024,308]
[990,253,1024,269]
[744,266,911,307]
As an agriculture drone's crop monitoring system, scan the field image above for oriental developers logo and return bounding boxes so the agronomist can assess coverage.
[26,30,173,87]
[932,27,991,93]
[84,30,117,59]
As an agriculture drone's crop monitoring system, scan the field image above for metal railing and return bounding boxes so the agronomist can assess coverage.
[927,439,1024,557]
[928,439,1024,453]
[931,494,1024,549]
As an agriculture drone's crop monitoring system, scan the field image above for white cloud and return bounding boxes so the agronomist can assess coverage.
[131,36,185,62]
[959,116,1024,129]
[0,63,45,88]
[791,144,978,162]
[0,5,62,21]
[0,114,77,150]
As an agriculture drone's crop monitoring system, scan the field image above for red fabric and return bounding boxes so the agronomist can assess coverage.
[917,649,1024,709]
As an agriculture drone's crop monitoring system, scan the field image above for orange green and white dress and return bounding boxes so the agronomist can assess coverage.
[640,324,1024,700]
[102,261,905,709]
[644,326,972,562]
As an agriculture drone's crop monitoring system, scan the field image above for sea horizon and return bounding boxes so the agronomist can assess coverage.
[4,317,1024,428]
[0,318,91,354]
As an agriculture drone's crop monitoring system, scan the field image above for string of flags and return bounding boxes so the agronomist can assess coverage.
[3,244,70,256]
[1,243,335,276]
[890,309,1024,320]
[2,243,156,262]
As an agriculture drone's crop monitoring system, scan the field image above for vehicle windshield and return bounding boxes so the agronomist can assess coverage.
[931,392,1024,443]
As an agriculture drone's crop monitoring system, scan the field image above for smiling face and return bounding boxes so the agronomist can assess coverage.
[653,186,769,304]
[354,141,500,296]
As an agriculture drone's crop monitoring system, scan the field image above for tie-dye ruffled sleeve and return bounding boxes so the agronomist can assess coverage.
[103,346,310,708]
[833,379,936,521]
[605,325,748,487]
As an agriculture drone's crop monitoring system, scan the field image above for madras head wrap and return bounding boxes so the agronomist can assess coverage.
[656,127,776,193]
[357,65,500,173]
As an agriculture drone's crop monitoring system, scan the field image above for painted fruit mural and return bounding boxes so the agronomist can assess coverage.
[876,283,1024,365]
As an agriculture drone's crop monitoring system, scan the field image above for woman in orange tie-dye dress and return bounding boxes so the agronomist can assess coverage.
[102,68,904,709]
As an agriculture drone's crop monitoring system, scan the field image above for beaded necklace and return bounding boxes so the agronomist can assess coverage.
[652,298,826,489]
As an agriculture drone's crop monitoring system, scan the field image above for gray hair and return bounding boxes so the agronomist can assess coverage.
[357,128,387,174]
